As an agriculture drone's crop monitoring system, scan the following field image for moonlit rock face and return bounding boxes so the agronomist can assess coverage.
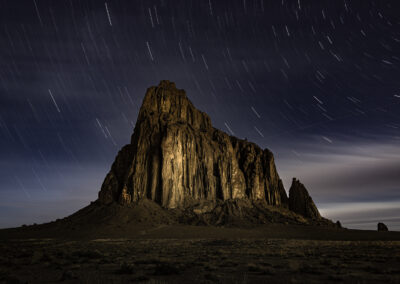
[98,80,288,208]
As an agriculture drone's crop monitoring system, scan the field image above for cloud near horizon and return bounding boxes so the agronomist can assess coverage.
[276,139,400,230]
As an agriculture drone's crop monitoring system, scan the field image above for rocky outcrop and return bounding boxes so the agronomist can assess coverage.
[98,80,288,209]
[288,178,321,220]
[377,222,388,231]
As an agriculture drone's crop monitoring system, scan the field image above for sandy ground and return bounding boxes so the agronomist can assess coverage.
[0,224,400,283]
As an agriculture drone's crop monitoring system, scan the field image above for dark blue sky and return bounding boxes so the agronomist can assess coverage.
[0,0,399,229]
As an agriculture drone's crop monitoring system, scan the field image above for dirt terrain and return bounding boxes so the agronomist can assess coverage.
[1,224,400,283]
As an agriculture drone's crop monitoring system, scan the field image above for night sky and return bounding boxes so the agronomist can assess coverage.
[1,0,399,230]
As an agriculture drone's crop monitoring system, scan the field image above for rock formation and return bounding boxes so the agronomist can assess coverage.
[97,80,325,224]
[99,80,288,209]
[377,222,388,231]
[288,178,321,219]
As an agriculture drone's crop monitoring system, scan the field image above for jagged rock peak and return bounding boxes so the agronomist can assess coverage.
[135,80,212,134]
[98,80,288,209]
[288,178,321,220]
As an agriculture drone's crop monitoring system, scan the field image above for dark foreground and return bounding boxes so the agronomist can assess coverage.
[1,225,400,283]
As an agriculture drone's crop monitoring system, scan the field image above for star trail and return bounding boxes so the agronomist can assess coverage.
[0,0,399,229]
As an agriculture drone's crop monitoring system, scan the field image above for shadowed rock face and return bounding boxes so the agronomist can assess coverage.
[378,222,389,231]
[98,80,288,209]
[289,178,321,220]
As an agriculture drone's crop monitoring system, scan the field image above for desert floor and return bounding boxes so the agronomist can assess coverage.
[0,224,400,283]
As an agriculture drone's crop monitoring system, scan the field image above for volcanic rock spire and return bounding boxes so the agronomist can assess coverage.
[98,80,289,209]
[289,178,321,219]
